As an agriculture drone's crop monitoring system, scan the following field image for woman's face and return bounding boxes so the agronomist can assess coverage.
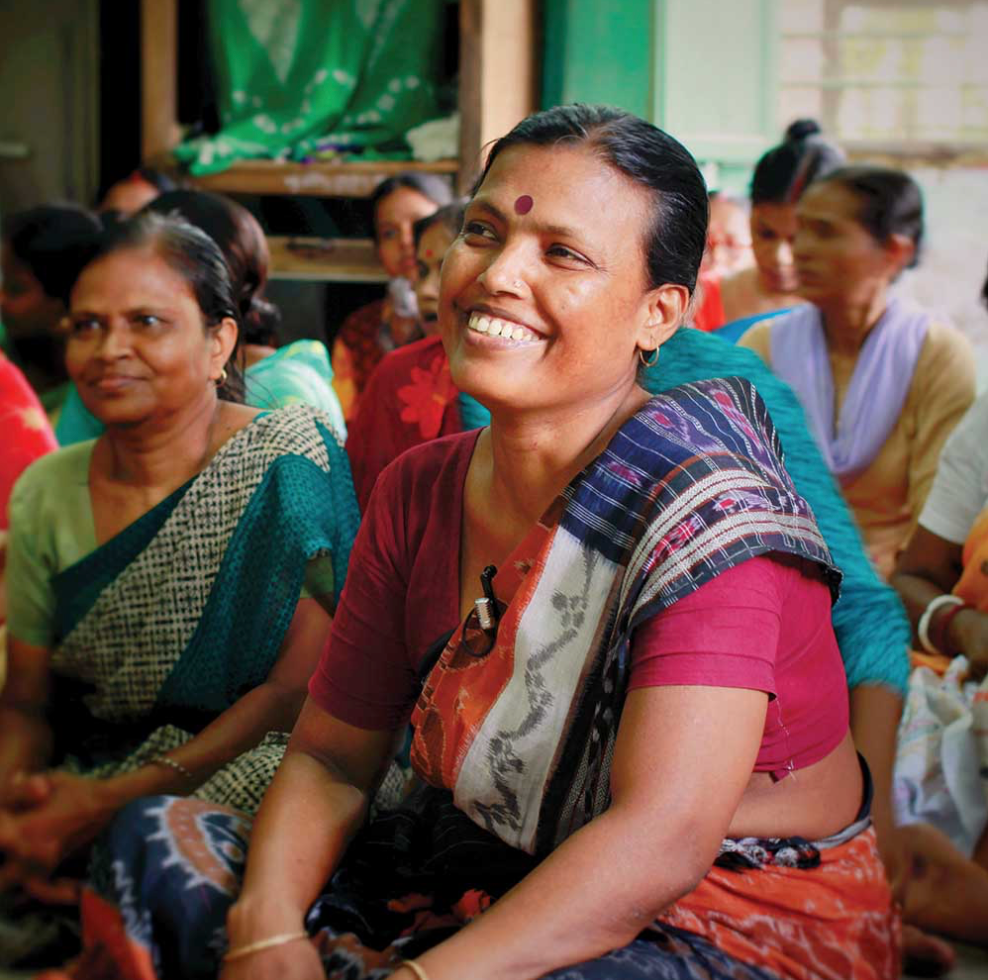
[703,197,752,277]
[66,245,234,426]
[749,202,799,293]
[793,182,900,306]
[375,187,439,281]
[438,143,676,415]
[414,222,456,335]
[0,243,65,339]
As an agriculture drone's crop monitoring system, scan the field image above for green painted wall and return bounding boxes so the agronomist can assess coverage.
[542,0,652,118]
[540,0,780,194]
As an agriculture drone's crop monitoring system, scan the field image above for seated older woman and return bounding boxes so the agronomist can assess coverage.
[56,189,347,445]
[739,166,975,580]
[63,106,897,980]
[0,213,359,968]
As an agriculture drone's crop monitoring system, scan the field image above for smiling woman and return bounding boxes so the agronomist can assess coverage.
[67,107,896,980]
[0,212,360,969]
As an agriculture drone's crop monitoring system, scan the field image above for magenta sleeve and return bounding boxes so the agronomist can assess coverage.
[628,556,783,695]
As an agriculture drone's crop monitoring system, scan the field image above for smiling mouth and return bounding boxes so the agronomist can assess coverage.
[91,375,140,391]
[467,312,544,343]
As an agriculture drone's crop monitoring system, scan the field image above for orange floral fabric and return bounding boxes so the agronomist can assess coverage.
[658,828,900,980]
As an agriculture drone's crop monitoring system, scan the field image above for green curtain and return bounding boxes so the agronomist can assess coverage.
[175,0,445,175]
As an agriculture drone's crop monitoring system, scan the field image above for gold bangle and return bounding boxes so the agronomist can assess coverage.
[223,930,309,963]
[399,959,432,980]
[148,755,195,781]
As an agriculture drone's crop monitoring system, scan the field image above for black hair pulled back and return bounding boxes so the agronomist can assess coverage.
[750,119,845,206]
[71,211,246,402]
[477,104,708,296]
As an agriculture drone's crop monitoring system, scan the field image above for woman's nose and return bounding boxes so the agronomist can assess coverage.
[421,270,440,300]
[776,240,795,268]
[93,322,131,358]
[477,244,529,296]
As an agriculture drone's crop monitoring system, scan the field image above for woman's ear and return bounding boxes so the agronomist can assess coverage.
[885,233,916,276]
[637,283,690,351]
[209,316,239,381]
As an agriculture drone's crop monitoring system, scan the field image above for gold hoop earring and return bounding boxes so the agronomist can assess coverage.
[216,367,229,387]
[638,347,659,368]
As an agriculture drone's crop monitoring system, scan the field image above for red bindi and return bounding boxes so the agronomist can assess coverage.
[514,194,533,215]
[425,249,434,258]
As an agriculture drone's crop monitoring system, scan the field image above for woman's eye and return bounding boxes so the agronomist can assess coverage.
[70,317,100,335]
[547,244,582,261]
[463,221,496,241]
[380,228,398,241]
[135,314,161,328]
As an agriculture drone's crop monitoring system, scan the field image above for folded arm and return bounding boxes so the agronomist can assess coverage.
[0,598,333,878]
[222,697,400,980]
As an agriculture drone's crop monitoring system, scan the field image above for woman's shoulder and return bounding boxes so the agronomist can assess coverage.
[369,429,479,515]
[919,316,974,362]
[9,440,94,539]
[13,439,94,499]
[910,316,976,400]
[734,317,778,363]
[377,428,479,491]
[215,405,348,476]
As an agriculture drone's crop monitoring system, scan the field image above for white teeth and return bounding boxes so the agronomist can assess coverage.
[467,312,541,343]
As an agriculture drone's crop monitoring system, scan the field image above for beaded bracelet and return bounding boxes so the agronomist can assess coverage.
[149,755,195,781]
[223,930,309,963]
[917,594,964,655]
[399,960,432,980]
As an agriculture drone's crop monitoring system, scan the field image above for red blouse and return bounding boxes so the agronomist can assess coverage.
[311,431,848,779]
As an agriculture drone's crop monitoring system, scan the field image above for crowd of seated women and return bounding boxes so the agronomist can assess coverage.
[0,103,985,980]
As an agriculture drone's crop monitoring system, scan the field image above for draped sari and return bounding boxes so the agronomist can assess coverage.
[47,405,359,814]
[75,380,898,980]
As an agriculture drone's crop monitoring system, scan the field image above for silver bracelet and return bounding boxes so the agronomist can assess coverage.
[149,755,195,781]
[917,594,963,655]
[223,930,309,963]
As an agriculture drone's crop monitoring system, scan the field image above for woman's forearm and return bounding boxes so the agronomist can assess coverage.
[849,683,902,845]
[106,680,306,804]
[414,805,709,980]
[0,706,53,786]
[227,750,371,942]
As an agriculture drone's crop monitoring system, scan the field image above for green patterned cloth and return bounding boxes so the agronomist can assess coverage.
[177,0,445,174]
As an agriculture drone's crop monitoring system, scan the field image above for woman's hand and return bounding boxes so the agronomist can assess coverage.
[0,770,118,881]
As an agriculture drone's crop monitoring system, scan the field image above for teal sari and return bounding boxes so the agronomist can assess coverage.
[47,405,360,815]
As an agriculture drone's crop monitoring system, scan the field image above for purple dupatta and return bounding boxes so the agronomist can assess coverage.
[769,297,929,484]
